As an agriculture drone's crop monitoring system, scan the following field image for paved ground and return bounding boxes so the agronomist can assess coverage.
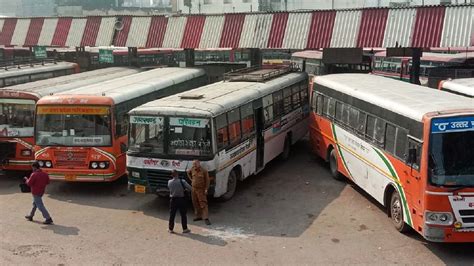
[1,139,474,265]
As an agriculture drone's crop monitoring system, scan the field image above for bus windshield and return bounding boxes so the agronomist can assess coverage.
[129,116,212,157]
[35,105,112,147]
[0,99,35,137]
[429,117,474,187]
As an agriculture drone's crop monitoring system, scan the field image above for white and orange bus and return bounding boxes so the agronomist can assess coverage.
[0,67,142,173]
[0,60,79,88]
[127,68,309,200]
[310,74,474,242]
[438,78,474,98]
[34,67,207,182]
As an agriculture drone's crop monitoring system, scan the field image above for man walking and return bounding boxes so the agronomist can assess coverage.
[187,160,211,225]
[24,161,53,225]
[168,170,191,234]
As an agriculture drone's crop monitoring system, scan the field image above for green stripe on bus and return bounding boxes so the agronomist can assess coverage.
[373,147,412,226]
[331,123,354,178]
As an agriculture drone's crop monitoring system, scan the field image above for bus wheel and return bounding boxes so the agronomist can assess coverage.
[390,191,409,233]
[281,135,291,160]
[329,149,343,180]
[220,169,238,201]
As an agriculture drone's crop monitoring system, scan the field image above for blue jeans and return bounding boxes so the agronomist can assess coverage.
[30,195,51,220]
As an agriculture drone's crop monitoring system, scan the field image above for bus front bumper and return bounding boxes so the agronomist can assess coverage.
[424,225,474,242]
[45,169,118,182]
[1,159,35,171]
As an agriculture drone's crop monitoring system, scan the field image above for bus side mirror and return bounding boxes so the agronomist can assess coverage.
[407,148,417,165]
[121,143,128,153]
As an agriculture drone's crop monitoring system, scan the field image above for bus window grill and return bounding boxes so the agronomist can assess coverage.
[223,65,297,82]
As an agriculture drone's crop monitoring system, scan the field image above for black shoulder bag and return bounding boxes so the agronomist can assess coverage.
[179,178,191,200]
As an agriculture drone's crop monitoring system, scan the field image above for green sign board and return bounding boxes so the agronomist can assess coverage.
[34,46,47,59]
[99,49,114,64]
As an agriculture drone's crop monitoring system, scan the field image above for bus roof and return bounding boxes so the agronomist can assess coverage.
[441,78,474,97]
[0,61,77,79]
[130,72,307,117]
[39,67,206,105]
[314,74,474,122]
[374,51,474,63]
[0,67,142,100]
[292,50,323,60]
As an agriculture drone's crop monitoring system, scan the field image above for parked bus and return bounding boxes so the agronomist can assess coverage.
[310,74,474,242]
[0,60,79,88]
[0,67,142,173]
[127,67,309,200]
[438,78,474,98]
[34,67,207,182]
[372,51,474,85]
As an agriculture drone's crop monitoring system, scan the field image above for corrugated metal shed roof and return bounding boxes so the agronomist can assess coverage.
[220,14,245,48]
[65,18,87,47]
[357,9,388,48]
[331,10,361,48]
[267,13,288,48]
[239,14,272,48]
[383,8,416,47]
[96,17,115,47]
[282,12,312,49]
[51,17,72,47]
[114,16,132,47]
[127,16,151,47]
[10,18,29,47]
[199,15,224,49]
[411,6,445,48]
[441,5,473,47]
[24,18,44,46]
[81,17,101,47]
[306,11,336,49]
[162,16,186,48]
[181,16,205,49]
[146,16,168,48]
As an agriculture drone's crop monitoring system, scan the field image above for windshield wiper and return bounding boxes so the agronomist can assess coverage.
[448,185,472,193]
[47,142,65,146]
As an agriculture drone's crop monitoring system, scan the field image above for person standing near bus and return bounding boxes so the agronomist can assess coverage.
[167,170,192,234]
[24,161,53,225]
[187,160,211,225]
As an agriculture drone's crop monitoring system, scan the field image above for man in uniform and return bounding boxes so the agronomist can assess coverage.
[187,160,211,225]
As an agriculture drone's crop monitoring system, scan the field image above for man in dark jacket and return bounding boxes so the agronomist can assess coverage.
[24,161,53,224]
[167,170,192,234]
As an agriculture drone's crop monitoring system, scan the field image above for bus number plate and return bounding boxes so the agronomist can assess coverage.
[65,174,76,181]
[134,185,146,194]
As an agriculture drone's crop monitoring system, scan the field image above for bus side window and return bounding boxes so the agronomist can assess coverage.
[240,102,255,138]
[328,98,336,118]
[300,82,308,105]
[263,94,274,127]
[283,87,292,114]
[227,108,241,146]
[272,91,284,118]
[316,94,324,115]
[366,115,376,140]
[407,138,422,170]
[291,85,301,109]
[385,123,397,155]
[348,107,359,130]
[335,101,344,122]
[374,118,386,146]
[216,113,228,150]
[395,128,408,160]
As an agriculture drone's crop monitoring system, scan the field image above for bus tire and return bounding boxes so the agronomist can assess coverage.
[220,169,238,201]
[329,149,343,180]
[390,191,409,233]
[281,135,291,160]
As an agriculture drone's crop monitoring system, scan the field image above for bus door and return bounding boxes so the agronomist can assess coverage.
[254,106,265,171]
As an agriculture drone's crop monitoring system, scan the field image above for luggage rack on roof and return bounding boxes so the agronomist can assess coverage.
[223,65,297,82]
[0,58,59,71]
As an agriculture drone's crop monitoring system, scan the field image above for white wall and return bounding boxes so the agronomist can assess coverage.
[176,0,259,14]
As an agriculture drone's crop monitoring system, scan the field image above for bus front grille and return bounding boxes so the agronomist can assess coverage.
[146,169,187,190]
[54,151,88,168]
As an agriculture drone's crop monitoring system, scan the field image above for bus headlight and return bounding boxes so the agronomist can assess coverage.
[45,161,52,168]
[38,160,45,167]
[131,171,140,178]
[425,211,453,226]
[21,149,32,156]
[90,161,109,169]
